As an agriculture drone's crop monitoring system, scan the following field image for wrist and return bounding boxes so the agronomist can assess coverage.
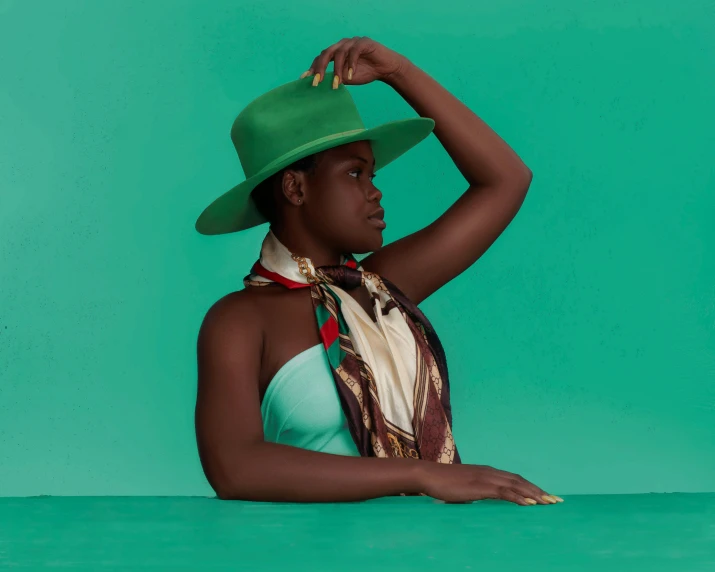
[407,457,431,494]
[382,56,415,88]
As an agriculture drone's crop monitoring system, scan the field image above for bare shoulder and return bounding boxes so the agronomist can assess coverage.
[197,289,267,358]
[199,288,261,329]
[196,285,290,369]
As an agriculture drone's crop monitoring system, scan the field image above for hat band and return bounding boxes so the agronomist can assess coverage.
[251,128,366,177]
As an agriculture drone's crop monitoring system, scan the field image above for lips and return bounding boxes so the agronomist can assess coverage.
[368,207,385,220]
[367,216,386,230]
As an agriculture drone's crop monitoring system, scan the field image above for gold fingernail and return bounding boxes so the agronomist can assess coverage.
[552,495,564,502]
[524,498,537,505]
[332,75,339,89]
[348,67,353,80]
[312,73,321,87]
[300,70,311,79]
[541,495,557,504]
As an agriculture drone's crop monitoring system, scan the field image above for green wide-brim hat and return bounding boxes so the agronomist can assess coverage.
[195,72,435,235]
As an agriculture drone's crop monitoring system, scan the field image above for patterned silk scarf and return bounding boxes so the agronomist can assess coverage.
[244,228,461,464]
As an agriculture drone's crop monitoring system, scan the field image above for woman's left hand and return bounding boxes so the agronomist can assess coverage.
[299,37,408,88]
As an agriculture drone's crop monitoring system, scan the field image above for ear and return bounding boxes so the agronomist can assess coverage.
[280,170,307,206]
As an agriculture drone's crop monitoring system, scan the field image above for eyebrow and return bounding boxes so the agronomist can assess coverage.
[347,155,376,167]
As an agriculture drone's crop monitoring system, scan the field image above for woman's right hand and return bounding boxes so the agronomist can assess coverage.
[416,462,563,506]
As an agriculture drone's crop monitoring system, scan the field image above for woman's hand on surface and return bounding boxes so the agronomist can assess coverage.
[299,36,409,88]
[417,462,564,506]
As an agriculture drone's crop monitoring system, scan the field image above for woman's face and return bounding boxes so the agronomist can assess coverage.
[301,140,385,254]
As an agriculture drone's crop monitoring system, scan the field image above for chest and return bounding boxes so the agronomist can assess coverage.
[256,285,378,403]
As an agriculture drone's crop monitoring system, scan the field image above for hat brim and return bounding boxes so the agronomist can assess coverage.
[194,116,435,236]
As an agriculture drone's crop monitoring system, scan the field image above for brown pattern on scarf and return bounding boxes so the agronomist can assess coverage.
[315,265,461,465]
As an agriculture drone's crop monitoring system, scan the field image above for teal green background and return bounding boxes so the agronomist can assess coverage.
[1,0,713,498]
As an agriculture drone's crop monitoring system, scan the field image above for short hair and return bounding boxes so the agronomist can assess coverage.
[250,154,318,225]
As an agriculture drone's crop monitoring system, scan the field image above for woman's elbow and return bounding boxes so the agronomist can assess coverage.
[519,166,533,191]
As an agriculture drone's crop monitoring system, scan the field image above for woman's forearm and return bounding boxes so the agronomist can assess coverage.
[384,58,531,189]
[218,441,425,503]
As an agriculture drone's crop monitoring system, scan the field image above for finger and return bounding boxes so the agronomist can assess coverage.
[309,39,350,87]
[520,486,553,504]
[333,44,345,89]
[499,489,532,507]
[503,475,551,504]
[308,51,328,86]
[345,37,365,81]
[519,478,559,503]
[331,41,351,88]
[492,468,562,504]
[342,37,361,82]
[524,481,559,504]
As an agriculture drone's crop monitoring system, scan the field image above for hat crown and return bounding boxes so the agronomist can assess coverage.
[230,76,366,178]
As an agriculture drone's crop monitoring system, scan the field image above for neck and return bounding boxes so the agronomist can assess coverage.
[271,224,344,268]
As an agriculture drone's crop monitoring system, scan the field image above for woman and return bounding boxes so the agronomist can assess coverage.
[194,37,563,506]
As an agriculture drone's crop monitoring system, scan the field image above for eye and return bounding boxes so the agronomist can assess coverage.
[348,169,377,181]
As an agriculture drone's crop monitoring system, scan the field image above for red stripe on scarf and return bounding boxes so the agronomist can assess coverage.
[252,258,357,286]
[319,315,339,349]
[252,262,309,289]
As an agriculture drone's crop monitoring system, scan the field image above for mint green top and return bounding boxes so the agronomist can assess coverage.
[260,343,361,457]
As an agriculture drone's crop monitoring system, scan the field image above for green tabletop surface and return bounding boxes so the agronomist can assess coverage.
[1,493,713,570]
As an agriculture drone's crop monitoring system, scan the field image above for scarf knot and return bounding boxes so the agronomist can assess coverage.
[314,264,364,290]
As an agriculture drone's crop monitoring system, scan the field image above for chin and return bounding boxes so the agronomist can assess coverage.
[367,237,383,253]
[367,233,384,252]
[348,234,383,255]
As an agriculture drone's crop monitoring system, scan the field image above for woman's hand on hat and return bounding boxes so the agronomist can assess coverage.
[299,36,408,89]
